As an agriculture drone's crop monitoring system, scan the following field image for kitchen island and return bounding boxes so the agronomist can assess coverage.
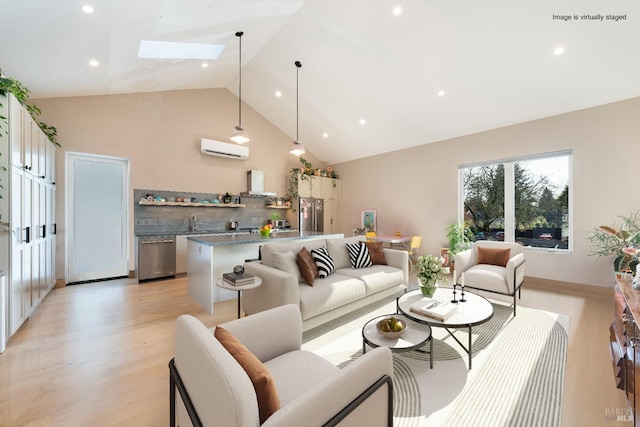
[187,231,343,314]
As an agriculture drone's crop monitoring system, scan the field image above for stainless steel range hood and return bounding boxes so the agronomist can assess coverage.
[241,170,276,197]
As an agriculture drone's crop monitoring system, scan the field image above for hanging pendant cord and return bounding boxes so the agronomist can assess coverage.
[295,61,301,140]
[236,31,243,126]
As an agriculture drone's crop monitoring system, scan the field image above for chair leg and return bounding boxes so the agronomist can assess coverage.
[513,292,517,317]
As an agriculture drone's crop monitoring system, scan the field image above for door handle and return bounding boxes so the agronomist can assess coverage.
[24,226,31,244]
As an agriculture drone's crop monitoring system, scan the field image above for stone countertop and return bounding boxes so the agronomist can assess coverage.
[187,231,343,247]
[135,229,299,238]
[136,230,250,237]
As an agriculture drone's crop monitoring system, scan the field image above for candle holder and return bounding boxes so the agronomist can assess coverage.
[460,285,467,303]
[451,284,459,304]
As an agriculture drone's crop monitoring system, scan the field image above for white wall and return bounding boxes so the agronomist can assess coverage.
[335,96,640,287]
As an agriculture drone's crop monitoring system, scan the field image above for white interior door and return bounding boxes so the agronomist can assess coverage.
[66,153,129,284]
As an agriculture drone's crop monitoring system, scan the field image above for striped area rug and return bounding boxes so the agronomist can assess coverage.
[302,298,568,426]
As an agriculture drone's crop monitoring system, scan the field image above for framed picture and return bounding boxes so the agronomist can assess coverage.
[361,209,377,232]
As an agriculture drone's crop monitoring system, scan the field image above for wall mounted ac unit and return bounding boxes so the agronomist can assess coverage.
[200,138,249,160]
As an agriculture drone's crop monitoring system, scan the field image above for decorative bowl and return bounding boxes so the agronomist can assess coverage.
[376,317,407,339]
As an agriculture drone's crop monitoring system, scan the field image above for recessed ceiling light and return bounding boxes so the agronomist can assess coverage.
[554,46,565,56]
[322,132,329,139]
[202,62,208,68]
[89,59,99,67]
[393,5,402,16]
[275,90,282,98]
[138,40,225,60]
[438,90,445,97]
[82,5,94,14]
[360,118,366,125]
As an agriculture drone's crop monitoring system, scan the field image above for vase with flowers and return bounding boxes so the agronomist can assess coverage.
[415,254,448,297]
[588,211,640,285]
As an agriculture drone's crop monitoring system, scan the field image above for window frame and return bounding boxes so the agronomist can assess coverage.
[458,150,573,254]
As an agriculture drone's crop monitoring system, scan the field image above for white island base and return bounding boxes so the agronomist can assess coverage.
[186,231,342,314]
[187,239,261,314]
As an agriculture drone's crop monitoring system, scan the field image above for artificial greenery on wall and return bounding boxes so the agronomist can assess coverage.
[0,68,60,147]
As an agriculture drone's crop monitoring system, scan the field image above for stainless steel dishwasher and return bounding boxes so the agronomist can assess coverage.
[137,236,177,282]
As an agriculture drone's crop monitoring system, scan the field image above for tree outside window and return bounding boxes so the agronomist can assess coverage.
[461,152,571,250]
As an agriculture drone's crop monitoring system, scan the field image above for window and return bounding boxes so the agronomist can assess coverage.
[459,150,571,251]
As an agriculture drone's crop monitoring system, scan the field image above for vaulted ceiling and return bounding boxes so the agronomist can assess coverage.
[1,0,639,164]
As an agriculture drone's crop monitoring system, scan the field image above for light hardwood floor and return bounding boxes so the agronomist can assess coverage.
[0,275,629,426]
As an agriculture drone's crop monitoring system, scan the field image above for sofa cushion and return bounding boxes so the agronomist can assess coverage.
[365,241,387,265]
[326,235,366,269]
[346,242,373,269]
[311,247,336,278]
[264,350,339,406]
[298,274,367,320]
[463,264,510,293]
[261,238,327,268]
[335,265,405,295]
[296,247,318,286]
[214,326,281,423]
[272,250,303,283]
[477,246,511,267]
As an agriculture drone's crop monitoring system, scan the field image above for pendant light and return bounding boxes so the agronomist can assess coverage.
[230,31,250,144]
[290,60,306,156]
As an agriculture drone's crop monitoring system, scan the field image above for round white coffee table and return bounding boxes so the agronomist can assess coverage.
[216,277,262,318]
[397,287,494,369]
[362,313,433,368]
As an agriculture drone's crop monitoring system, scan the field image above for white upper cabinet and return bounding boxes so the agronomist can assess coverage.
[294,174,341,200]
[9,94,25,169]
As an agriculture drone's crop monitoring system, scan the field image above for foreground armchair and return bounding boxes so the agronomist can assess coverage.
[170,304,394,427]
[453,241,526,316]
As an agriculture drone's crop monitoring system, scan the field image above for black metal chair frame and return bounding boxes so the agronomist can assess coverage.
[455,258,526,316]
[169,358,393,427]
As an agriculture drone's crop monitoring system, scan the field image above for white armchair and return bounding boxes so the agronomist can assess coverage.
[453,241,526,316]
[170,304,394,427]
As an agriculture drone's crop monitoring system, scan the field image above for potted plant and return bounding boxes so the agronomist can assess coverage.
[446,222,474,271]
[588,211,640,280]
[415,254,448,297]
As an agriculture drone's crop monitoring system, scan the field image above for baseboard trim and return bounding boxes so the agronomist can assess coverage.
[525,276,613,298]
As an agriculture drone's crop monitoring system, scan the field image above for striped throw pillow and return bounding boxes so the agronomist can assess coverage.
[346,242,373,269]
[311,247,336,278]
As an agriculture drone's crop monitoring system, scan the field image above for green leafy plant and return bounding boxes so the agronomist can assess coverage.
[446,222,474,257]
[0,70,60,147]
[588,211,640,275]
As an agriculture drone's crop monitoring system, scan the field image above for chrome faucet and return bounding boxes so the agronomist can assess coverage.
[191,215,198,232]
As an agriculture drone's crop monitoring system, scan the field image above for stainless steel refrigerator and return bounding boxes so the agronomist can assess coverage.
[299,197,324,232]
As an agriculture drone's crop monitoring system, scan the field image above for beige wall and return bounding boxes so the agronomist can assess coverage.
[36,88,324,279]
[335,97,640,287]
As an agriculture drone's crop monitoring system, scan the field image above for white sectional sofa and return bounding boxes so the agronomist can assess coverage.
[243,235,408,331]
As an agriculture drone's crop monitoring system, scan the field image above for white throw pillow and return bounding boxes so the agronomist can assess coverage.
[272,250,302,283]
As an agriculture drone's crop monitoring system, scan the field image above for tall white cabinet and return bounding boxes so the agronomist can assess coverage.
[1,93,56,340]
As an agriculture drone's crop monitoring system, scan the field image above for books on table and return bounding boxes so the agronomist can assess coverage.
[222,272,256,286]
[409,297,458,321]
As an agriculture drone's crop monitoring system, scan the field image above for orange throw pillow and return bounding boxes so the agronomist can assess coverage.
[297,247,319,286]
[365,241,387,265]
[477,246,511,267]
[214,326,281,423]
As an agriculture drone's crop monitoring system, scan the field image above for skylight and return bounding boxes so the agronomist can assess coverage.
[138,40,225,60]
